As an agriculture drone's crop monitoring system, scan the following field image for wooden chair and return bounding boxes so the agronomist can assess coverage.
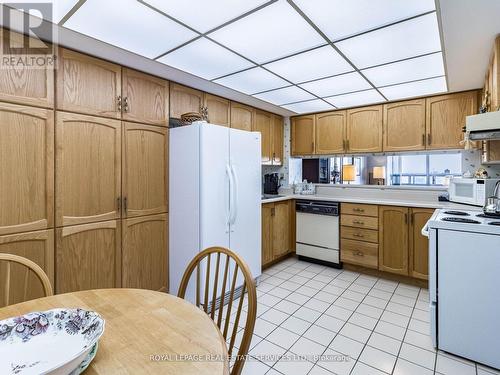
[0,253,53,307]
[178,247,257,375]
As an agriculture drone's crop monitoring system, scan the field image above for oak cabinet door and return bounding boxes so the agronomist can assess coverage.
[425,91,477,150]
[123,123,168,218]
[57,48,121,118]
[169,83,203,119]
[56,112,121,227]
[383,99,425,151]
[378,206,409,276]
[271,115,283,165]
[56,221,121,293]
[0,29,54,108]
[0,103,54,235]
[0,230,54,307]
[409,208,433,280]
[230,102,254,131]
[204,94,230,127]
[254,110,272,164]
[122,214,168,292]
[272,202,290,259]
[291,115,315,156]
[122,68,169,126]
[315,111,346,154]
[346,105,383,153]
[261,204,273,267]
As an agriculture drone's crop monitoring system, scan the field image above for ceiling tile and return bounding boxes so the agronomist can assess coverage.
[379,76,447,101]
[142,0,270,33]
[293,0,435,41]
[325,89,386,108]
[335,13,442,69]
[264,45,353,84]
[214,67,288,94]
[282,99,334,114]
[253,86,315,105]
[362,52,445,87]
[208,0,325,63]
[158,38,254,80]
[64,0,197,58]
[4,0,80,23]
[299,72,371,98]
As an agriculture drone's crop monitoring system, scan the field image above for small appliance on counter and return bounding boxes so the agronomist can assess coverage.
[263,173,280,195]
[447,177,500,206]
[483,180,500,216]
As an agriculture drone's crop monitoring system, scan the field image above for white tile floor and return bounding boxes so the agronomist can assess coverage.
[227,257,500,375]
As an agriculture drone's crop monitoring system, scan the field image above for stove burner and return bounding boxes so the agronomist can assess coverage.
[443,210,470,216]
[442,217,481,224]
[488,222,500,226]
[476,213,500,219]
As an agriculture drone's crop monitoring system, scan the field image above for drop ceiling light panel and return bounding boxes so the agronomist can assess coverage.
[325,89,385,108]
[208,0,325,64]
[362,52,445,87]
[379,76,447,101]
[63,0,197,58]
[142,0,270,33]
[254,86,315,105]
[293,0,435,41]
[282,99,333,114]
[158,38,254,80]
[214,67,288,94]
[3,0,79,23]
[335,13,442,69]
[299,72,371,98]
[264,45,354,84]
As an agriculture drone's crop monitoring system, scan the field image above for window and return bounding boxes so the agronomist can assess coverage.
[329,156,365,184]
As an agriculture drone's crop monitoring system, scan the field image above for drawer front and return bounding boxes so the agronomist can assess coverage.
[341,239,378,268]
[341,214,378,230]
[341,226,378,243]
[342,203,378,217]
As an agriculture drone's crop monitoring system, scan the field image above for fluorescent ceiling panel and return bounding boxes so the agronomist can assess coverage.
[158,38,254,80]
[208,0,325,63]
[299,72,371,98]
[253,86,315,105]
[362,52,445,87]
[335,13,442,69]
[214,67,288,94]
[293,0,435,41]
[64,0,197,58]
[263,45,353,84]
[379,76,447,101]
[325,89,385,108]
[142,0,270,33]
[282,99,334,114]
[3,0,79,23]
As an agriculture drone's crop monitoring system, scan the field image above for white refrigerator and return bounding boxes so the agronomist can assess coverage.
[169,121,262,301]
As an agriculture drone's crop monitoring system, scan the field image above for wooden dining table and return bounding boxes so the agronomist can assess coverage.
[0,289,229,375]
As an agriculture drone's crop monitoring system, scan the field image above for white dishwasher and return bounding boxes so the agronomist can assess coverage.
[296,200,341,268]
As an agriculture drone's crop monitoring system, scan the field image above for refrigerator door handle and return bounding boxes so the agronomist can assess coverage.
[230,164,238,230]
[225,164,233,233]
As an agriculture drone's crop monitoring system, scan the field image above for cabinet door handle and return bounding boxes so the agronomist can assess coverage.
[353,208,365,212]
[410,213,414,225]
[346,139,350,150]
[427,133,431,145]
[353,233,364,238]
[404,213,408,224]
[422,134,426,146]
[342,140,346,150]
[123,97,129,112]
[117,96,122,112]
[117,197,121,213]
[124,197,128,212]
[354,250,364,257]
[353,220,364,225]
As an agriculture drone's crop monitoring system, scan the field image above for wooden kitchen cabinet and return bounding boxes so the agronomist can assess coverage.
[204,94,230,127]
[57,48,122,119]
[0,229,54,307]
[315,111,346,154]
[482,36,500,112]
[291,114,315,156]
[56,220,121,293]
[378,206,409,275]
[122,123,168,218]
[261,201,292,267]
[0,103,54,235]
[122,68,169,126]
[425,91,477,149]
[254,110,273,164]
[55,112,121,227]
[409,208,433,280]
[346,105,383,153]
[122,214,168,292]
[261,204,273,266]
[384,99,426,151]
[169,83,204,119]
[230,102,254,131]
[271,115,284,165]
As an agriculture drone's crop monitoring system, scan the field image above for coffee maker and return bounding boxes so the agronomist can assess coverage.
[264,173,280,195]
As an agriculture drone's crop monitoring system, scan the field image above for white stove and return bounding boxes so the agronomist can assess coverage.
[423,208,500,370]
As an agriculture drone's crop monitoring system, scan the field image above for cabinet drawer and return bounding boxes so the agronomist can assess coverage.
[342,203,378,217]
[341,226,378,243]
[341,214,378,230]
[341,239,378,269]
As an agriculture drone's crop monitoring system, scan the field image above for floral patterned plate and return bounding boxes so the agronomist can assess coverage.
[0,308,105,375]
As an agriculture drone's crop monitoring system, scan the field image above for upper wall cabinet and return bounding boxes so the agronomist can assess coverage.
[271,115,284,165]
[57,48,122,119]
[230,102,255,131]
[383,99,426,151]
[169,83,204,119]
[483,36,500,112]
[315,111,346,154]
[0,103,54,235]
[291,115,315,156]
[346,105,383,153]
[254,110,273,164]
[0,29,54,108]
[122,68,169,126]
[426,91,477,150]
[204,94,230,127]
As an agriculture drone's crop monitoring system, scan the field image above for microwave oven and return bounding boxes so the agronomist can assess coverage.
[448,178,500,206]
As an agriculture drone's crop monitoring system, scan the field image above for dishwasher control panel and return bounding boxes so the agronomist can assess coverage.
[296,200,339,216]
